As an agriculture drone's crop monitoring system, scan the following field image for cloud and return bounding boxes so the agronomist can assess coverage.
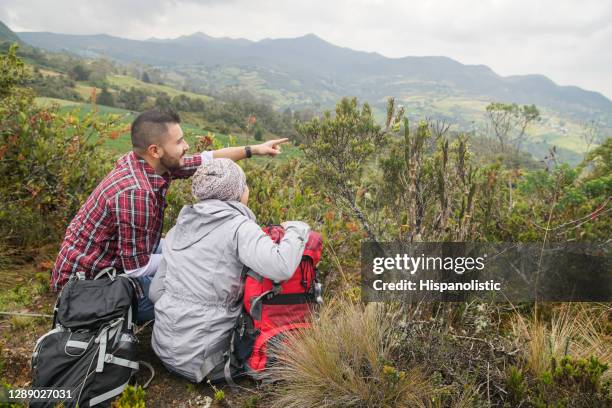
[1,0,611,98]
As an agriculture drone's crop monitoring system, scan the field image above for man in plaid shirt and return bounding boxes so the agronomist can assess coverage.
[51,108,287,321]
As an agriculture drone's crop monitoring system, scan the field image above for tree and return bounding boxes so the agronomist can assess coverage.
[254,124,264,141]
[96,87,115,107]
[485,102,540,209]
[69,64,90,81]
[141,71,151,83]
[581,137,612,180]
[117,87,149,111]
[88,57,115,85]
[298,97,403,241]
[154,92,172,110]
[485,103,540,154]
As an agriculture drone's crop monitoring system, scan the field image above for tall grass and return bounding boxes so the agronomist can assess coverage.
[511,304,611,380]
[265,299,435,408]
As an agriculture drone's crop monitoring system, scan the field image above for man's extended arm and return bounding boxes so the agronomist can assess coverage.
[212,138,289,160]
[170,138,290,179]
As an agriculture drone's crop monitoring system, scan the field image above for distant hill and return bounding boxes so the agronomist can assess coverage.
[12,27,612,164]
[0,21,20,43]
[16,31,612,117]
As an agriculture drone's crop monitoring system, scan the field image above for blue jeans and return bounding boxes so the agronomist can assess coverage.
[135,240,163,323]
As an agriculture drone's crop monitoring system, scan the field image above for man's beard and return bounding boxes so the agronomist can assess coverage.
[160,154,183,172]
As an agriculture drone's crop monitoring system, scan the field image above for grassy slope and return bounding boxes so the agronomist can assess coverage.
[107,75,212,101]
[386,94,595,164]
[179,65,595,162]
[33,97,302,159]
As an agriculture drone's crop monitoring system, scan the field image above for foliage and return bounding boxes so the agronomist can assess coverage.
[0,46,121,247]
[485,102,540,154]
[506,357,610,407]
[297,97,403,241]
[0,44,29,98]
[298,98,610,244]
[206,380,226,402]
[0,382,24,407]
[69,64,90,81]
[96,87,115,107]
[508,148,611,241]
[506,366,527,404]
[27,73,83,102]
[378,125,502,241]
[116,86,150,111]
[113,385,145,408]
[581,137,612,180]
[203,91,299,140]
[297,98,512,242]
[253,123,264,141]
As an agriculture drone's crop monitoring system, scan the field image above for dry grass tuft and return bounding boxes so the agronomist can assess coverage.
[264,299,435,408]
[511,304,611,379]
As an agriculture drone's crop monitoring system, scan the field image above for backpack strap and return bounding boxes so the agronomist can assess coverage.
[94,267,116,281]
[249,290,274,321]
[224,329,239,387]
[95,319,125,372]
[88,380,131,407]
[245,269,264,282]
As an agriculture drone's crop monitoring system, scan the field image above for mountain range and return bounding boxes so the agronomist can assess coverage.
[15,30,612,118]
[3,21,611,163]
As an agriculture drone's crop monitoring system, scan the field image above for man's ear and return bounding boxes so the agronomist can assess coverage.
[147,144,163,159]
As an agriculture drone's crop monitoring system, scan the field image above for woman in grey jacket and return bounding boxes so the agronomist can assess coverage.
[148,158,309,382]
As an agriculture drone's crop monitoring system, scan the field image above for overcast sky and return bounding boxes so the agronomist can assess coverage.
[1,0,611,99]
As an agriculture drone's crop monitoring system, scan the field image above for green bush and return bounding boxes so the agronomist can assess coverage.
[503,355,612,407]
[113,385,145,408]
[0,45,123,248]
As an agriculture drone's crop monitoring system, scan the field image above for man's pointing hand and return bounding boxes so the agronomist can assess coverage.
[253,138,290,157]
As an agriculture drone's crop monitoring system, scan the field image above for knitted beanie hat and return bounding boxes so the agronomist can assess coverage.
[191,158,247,202]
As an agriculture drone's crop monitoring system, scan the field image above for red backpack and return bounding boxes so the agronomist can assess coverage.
[210,225,323,384]
[233,225,323,379]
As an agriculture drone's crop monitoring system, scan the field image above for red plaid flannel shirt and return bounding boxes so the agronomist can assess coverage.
[51,151,210,290]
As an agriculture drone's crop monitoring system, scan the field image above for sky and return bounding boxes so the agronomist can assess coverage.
[1,0,611,99]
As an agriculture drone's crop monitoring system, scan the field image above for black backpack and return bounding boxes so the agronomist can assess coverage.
[30,268,150,407]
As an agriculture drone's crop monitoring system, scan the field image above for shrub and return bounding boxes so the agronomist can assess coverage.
[113,385,145,408]
[506,366,527,404]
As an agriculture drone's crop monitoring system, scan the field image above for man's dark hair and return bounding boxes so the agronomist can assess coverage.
[131,108,181,153]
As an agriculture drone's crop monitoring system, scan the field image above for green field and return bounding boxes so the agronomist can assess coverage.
[33,97,302,159]
[107,75,212,101]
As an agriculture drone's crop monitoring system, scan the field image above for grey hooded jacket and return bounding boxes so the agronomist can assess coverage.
[149,199,309,382]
